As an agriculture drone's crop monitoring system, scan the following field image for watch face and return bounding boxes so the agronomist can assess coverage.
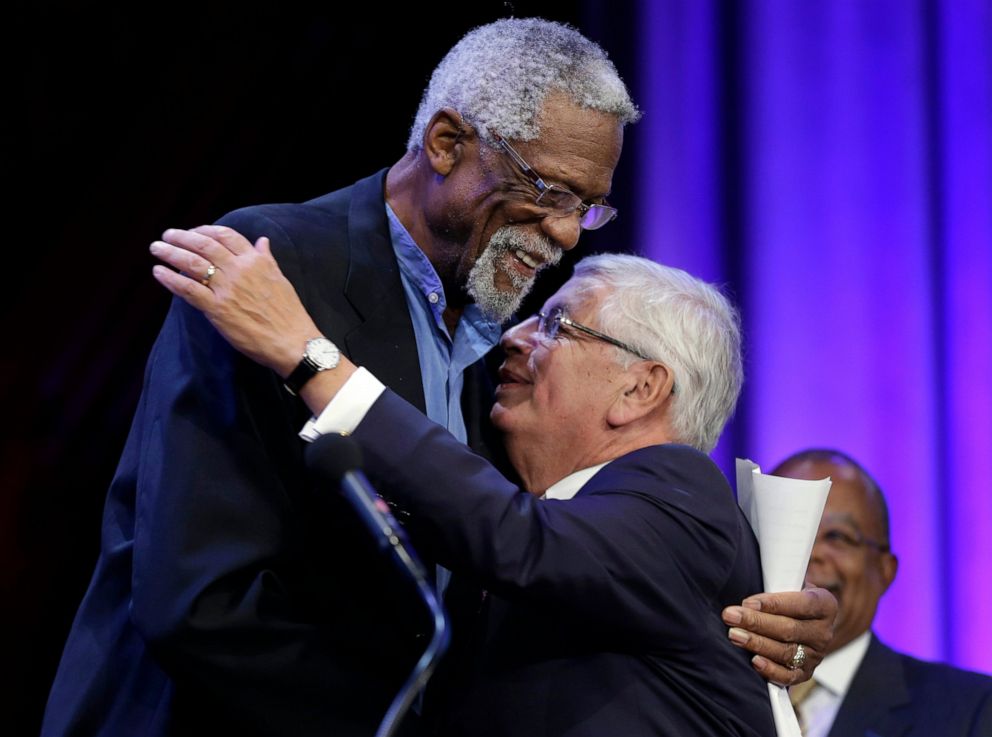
[306,338,340,370]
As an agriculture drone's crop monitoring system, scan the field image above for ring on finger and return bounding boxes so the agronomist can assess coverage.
[788,643,807,670]
[200,263,217,286]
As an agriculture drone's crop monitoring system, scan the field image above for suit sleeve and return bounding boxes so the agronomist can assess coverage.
[352,390,741,650]
[128,210,407,734]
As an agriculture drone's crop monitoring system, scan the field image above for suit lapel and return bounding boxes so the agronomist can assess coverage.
[829,635,913,737]
[333,170,426,413]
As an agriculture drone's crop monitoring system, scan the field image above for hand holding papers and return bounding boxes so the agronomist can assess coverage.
[736,458,831,737]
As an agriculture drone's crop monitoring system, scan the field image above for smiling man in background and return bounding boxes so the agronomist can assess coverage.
[775,450,992,737]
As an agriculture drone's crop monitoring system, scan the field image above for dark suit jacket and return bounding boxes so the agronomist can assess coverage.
[353,390,777,737]
[42,171,501,737]
[828,634,992,737]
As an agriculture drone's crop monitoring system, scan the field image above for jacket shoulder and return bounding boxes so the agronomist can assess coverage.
[899,649,992,698]
[596,444,735,510]
[214,169,386,249]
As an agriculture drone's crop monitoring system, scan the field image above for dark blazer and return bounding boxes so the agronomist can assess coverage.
[354,390,777,737]
[828,634,992,737]
[42,171,488,737]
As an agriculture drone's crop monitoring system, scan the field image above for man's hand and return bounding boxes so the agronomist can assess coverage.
[150,225,319,378]
[722,586,837,686]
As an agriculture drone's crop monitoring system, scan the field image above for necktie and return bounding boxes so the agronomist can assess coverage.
[789,678,819,733]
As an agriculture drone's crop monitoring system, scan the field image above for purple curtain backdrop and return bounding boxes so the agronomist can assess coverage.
[636,0,991,674]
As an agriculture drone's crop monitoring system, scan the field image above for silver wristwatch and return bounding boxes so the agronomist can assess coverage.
[283,337,340,396]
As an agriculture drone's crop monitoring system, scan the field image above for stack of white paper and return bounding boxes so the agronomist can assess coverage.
[735,458,831,737]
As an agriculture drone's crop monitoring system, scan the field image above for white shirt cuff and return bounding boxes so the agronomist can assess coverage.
[298,366,386,442]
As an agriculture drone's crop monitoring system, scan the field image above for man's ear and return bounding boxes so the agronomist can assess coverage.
[605,362,675,428]
[880,552,898,594]
[422,108,472,176]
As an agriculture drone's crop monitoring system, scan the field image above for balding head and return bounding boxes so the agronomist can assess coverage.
[774,449,890,542]
[772,450,898,654]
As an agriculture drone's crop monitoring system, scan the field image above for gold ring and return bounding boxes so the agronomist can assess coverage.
[200,263,217,286]
[788,643,807,670]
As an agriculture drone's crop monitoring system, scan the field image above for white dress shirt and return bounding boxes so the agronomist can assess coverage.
[299,367,386,440]
[541,463,609,500]
[797,630,872,737]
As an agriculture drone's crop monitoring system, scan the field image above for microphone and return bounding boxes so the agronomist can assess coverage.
[305,434,427,582]
[305,433,449,737]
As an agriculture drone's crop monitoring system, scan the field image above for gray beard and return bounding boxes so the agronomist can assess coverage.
[466,226,561,323]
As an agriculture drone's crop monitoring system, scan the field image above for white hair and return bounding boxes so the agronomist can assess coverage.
[571,254,743,453]
[407,18,640,151]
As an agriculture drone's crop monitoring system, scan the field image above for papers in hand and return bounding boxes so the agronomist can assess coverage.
[735,458,831,737]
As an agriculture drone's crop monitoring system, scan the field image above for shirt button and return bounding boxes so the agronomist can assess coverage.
[428,292,439,304]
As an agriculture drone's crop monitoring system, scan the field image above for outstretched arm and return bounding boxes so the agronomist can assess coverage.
[153,225,837,680]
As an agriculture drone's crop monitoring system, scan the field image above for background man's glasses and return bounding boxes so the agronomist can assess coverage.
[816,527,891,554]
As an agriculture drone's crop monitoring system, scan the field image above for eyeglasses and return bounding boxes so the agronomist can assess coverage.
[816,527,890,554]
[537,305,652,361]
[494,134,618,231]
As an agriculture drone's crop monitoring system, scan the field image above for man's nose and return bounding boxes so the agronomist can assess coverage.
[500,315,541,353]
[539,211,582,251]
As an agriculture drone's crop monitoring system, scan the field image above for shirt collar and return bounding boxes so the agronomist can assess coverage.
[386,203,447,312]
[385,203,501,344]
[812,629,872,697]
[541,462,610,501]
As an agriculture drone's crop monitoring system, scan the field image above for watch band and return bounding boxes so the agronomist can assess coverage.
[284,337,340,396]
[284,355,321,396]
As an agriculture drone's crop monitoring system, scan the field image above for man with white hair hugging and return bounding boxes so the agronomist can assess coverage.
[152,240,780,737]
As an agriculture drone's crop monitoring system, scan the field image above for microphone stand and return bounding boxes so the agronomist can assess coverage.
[306,434,451,737]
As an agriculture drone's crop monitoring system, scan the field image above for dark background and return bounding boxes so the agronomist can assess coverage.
[7,3,639,733]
